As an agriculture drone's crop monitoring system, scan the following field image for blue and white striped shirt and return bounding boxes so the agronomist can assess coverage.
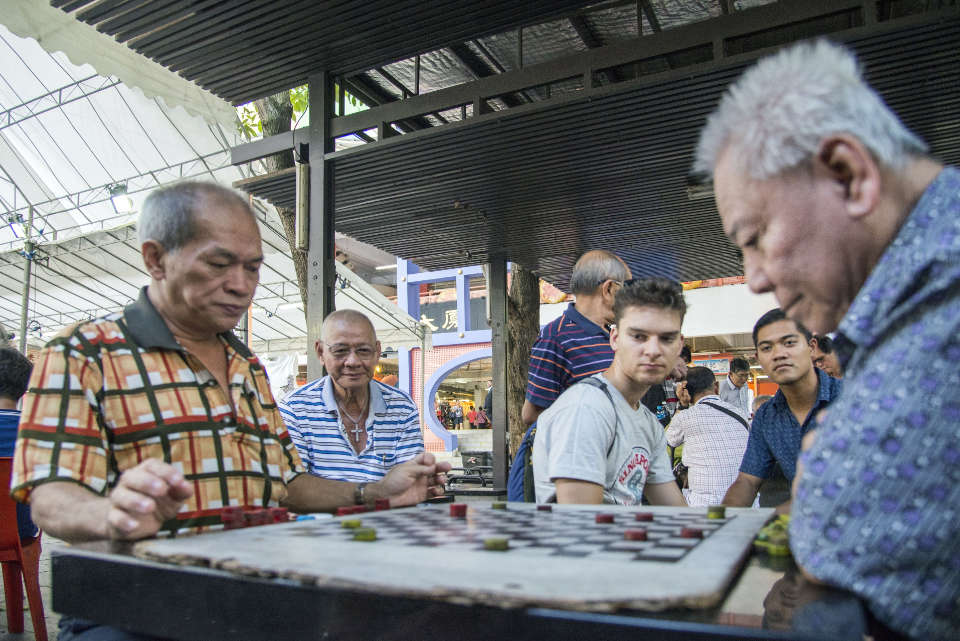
[278,377,424,482]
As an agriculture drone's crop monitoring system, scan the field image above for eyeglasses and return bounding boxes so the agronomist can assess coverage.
[324,343,377,360]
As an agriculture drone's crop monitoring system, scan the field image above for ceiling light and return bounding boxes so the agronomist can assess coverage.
[375,264,397,271]
[109,183,135,213]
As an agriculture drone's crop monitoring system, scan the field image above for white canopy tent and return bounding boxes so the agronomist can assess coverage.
[0,19,423,367]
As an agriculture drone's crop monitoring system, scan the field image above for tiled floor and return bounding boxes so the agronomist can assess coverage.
[1,535,63,641]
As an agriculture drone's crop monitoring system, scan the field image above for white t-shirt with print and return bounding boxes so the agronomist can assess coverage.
[532,373,674,504]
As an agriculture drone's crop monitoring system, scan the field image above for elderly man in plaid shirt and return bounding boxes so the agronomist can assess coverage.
[10,181,449,550]
[666,366,750,506]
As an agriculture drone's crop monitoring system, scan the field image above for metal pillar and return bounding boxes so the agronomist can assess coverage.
[488,258,508,489]
[306,71,336,380]
[19,206,34,355]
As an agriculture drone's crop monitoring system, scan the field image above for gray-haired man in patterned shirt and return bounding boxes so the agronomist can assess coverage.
[696,39,959,640]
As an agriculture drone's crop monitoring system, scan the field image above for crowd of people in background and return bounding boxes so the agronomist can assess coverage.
[437,399,488,429]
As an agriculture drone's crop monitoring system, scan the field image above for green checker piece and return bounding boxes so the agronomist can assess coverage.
[491,502,507,510]
[353,528,377,542]
[341,519,363,529]
[707,505,726,519]
[484,537,510,551]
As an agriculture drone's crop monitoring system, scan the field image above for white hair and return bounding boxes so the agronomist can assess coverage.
[694,39,928,179]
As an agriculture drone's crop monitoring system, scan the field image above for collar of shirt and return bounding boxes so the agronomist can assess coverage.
[320,375,387,420]
[693,394,722,406]
[123,287,253,359]
[564,302,609,338]
[836,166,960,357]
[768,368,842,427]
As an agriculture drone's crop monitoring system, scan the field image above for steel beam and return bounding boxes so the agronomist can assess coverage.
[488,258,508,490]
[328,0,864,138]
[306,71,336,380]
[0,75,122,131]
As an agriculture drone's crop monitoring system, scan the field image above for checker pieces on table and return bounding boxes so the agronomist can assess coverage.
[134,505,776,612]
[288,506,735,563]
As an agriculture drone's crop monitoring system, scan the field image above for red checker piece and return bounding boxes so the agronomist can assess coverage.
[244,509,269,526]
[375,498,391,511]
[351,505,368,514]
[681,527,704,539]
[336,506,354,516]
[450,503,468,517]
[624,529,648,541]
[634,512,654,522]
[536,505,552,512]
[268,507,288,523]
[595,513,615,524]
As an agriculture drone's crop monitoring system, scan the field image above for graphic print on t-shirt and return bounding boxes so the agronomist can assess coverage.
[616,446,652,502]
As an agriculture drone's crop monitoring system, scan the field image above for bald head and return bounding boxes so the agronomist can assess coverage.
[321,309,377,343]
[568,250,631,296]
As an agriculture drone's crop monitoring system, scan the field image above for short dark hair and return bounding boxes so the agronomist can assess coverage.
[680,345,692,363]
[0,348,33,402]
[139,181,256,253]
[812,334,834,353]
[752,308,812,347]
[612,277,687,324]
[685,366,717,398]
[730,357,750,374]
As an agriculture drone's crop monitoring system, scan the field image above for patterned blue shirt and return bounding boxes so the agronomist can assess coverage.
[740,368,842,481]
[278,377,424,482]
[791,167,960,641]
[526,303,613,409]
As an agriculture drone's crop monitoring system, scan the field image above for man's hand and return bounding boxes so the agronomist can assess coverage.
[676,381,691,408]
[371,452,452,507]
[106,459,194,540]
[671,360,688,381]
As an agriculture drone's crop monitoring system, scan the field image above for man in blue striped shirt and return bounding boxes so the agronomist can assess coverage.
[522,250,632,425]
[279,310,424,487]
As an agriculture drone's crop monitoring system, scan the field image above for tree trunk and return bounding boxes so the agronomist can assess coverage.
[506,264,540,457]
[252,94,309,313]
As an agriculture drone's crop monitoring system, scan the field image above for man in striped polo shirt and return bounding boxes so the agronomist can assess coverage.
[279,310,425,488]
[522,250,631,425]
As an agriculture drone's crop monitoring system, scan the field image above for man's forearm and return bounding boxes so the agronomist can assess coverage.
[722,474,762,507]
[30,482,110,543]
[282,474,358,513]
[521,400,544,426]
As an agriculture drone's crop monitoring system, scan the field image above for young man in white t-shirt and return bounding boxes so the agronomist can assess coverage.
[532,277,687,506]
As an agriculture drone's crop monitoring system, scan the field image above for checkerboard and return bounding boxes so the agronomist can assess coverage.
[135,504,774,612]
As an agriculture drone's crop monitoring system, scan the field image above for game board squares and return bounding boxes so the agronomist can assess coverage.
[658,537,702,548]
[558,544,597,555]
[551,549,591,558]
[589,551,638,562]
[607,540,654,551]
[584,535,620,544]
[636,547,688,561]
[539,536,581,546]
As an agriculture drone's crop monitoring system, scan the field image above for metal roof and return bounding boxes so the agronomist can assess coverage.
[51,0,603,105]
[238,7,960,290]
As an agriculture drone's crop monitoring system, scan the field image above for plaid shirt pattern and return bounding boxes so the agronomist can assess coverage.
[10,288,304,536]
[665,395,749,507]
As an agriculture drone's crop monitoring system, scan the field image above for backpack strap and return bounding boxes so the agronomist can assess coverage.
[575,376,619,456]
[700,400,750,430]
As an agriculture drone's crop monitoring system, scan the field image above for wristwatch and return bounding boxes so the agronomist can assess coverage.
[354,482,367,506]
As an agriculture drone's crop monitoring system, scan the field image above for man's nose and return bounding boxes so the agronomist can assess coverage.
[225,265,257,296]
[743,254,773,294]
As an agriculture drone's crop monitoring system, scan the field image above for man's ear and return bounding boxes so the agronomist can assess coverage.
[314,339,324,358]
[141,241,167,280]
[815,134,880,219]
[609,323,619,350]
